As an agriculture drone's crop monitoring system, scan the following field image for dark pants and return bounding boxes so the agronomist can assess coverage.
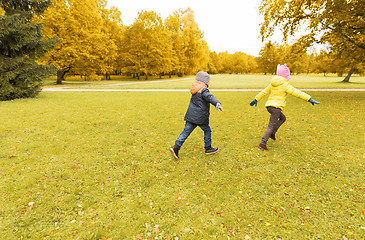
[260,107,286,145]
[175,122,212,148]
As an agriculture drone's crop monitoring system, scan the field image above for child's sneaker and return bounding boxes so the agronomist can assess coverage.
[205,146,219,155]
[258,143,268,151]
[170,144,180,159]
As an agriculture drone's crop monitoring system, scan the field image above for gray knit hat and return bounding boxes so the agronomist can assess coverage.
[196,71,210,84]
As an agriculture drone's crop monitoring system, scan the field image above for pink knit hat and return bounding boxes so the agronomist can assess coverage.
[277,64,290,80]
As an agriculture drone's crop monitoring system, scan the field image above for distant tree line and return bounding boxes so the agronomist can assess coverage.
[36,0,365,82]
[257,41,365,77]
[0,0,364,100]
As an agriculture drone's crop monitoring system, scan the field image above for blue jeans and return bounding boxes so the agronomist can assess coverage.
[175,122,212,148]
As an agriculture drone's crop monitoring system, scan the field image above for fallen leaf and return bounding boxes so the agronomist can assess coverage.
[28,202,34,209]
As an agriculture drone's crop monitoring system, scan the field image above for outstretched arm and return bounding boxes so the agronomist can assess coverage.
[201,88,222,110]
[249,85,270,107]
[285,84,320,106]
[255,85,271,101]
[285,83,311,101]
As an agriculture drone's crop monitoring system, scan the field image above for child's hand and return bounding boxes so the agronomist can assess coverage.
[216,103,223,112]
[249,99,258,107]
[308,98,320,106]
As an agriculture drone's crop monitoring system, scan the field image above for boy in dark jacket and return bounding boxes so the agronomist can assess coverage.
[170,71,223,159]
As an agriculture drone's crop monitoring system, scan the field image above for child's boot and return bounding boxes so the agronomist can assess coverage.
[170,144,180,159]
[205,146,219,155]
[258,142,268,151]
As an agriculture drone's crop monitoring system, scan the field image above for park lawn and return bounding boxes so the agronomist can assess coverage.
[43,74,365,90]
[0,91,364,239]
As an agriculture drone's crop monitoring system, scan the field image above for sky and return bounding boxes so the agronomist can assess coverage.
[106,0,276,57]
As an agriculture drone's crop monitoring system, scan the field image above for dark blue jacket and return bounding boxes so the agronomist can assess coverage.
[184,88,220,125]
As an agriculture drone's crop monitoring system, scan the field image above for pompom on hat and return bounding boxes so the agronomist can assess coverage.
[277,64,291,80]
[196,71,210,84]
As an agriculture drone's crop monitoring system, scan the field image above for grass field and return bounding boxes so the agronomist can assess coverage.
[1,81,365,239]
[43,74,365,90]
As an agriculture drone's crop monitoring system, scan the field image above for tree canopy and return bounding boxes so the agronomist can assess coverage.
[121,11,171,79]
[164,8,209,76]
[38,0,121,83]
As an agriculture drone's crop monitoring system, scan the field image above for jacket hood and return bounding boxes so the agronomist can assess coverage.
[190,80,206,94]
[271,76,288,87]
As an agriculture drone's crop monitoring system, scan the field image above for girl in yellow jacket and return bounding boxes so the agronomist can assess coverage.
[249,64,320,151]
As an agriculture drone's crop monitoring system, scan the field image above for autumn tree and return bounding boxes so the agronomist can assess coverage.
[312,50,336,76]
[277,43,309,74]
[38,0,116,84]
[245,54,258,73]
[165,8,209,76]
[230,52,257,74]
[208,51,257,74]
[260,0,365,82]
[217,52,234,74]
[121,11,172,80]
[208,51,222,74]
[195,39,210,72]
[257,41,279,74]
[97,0,123,80]
[0,0,57,100]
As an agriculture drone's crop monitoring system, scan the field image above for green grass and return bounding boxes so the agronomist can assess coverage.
[0,91,364,239]
[44,74,365,89]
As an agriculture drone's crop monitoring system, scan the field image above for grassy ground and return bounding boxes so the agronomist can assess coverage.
[0,90,364,239]
[43,74,365,89]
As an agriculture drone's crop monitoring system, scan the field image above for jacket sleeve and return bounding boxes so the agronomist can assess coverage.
[255,85,271,101]
[201,88,220,106]
[285,83,311,101]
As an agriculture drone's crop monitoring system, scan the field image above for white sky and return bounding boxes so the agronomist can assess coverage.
[106,0,275,57]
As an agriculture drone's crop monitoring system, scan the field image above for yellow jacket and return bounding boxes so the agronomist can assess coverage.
[255,76,311,110]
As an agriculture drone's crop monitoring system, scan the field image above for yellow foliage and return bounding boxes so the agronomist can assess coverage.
[38,0,122,80]
[165,8,209,75]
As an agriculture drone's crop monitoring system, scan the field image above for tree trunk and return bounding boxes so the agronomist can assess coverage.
[56,67,70,85]
[56,70,63,85]
[342,70,353,82]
